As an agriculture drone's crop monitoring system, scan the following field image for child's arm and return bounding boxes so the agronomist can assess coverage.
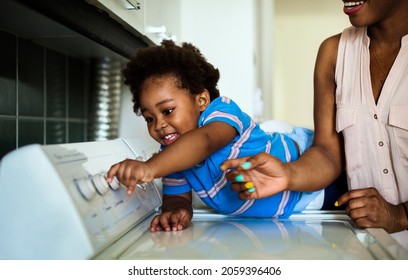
[149,121,237,176]
[107,121,237,192]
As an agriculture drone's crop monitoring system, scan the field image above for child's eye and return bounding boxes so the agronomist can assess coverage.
[163,108,174,115]
[144,117,153,123]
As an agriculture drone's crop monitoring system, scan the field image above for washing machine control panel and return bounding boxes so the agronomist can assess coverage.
[41,138,162,254]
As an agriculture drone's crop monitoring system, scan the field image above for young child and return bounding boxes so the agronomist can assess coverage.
[107,40,335,232]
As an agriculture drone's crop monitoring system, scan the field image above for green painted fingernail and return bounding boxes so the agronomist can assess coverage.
[241,162,251,169]
[247,187,256,193]
[235,174,244,182]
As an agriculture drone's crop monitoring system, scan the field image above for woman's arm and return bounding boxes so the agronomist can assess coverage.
[286,33,345,192]
[223,34,345,198]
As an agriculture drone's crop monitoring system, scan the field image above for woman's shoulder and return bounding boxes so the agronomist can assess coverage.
[319,33,341,53]
[321,26,366,49]
[315,32,344,72]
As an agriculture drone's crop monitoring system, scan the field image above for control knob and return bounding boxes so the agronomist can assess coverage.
[92,173,110,195]
[74,178,96,201]
[106,175,121,190]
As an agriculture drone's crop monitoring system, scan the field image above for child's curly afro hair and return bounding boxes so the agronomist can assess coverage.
[123,40,221,115]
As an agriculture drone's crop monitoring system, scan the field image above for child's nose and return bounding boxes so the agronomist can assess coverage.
[155,118,168,131]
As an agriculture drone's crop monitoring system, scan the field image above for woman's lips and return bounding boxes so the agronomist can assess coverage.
[343,1,366,15]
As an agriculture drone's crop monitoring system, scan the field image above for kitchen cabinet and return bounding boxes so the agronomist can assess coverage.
[85,0,150,43]
[85,0,181,45]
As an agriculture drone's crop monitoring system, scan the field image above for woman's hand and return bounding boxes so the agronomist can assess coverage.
[336,187,408,233]
[221,152,290,200]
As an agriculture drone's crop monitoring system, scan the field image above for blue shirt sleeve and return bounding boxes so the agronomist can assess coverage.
[200,96,248,135]
[162,172,191,195]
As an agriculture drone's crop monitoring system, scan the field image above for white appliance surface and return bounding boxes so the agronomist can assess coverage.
[0,138,407,260]
[98,210,408,260]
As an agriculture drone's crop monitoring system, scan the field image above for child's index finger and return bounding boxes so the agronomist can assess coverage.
[106,164,119,182]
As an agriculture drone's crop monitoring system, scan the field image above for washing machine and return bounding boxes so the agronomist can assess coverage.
[0,138,407,260]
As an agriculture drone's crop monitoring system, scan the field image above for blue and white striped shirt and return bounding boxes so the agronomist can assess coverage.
[162,96,307,218]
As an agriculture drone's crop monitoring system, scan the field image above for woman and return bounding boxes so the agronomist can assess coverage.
[222,0,408,249]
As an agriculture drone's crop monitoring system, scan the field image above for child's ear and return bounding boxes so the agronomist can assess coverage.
[196,90,211,111]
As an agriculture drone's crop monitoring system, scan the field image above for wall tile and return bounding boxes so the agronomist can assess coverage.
[18,119,44,147]
[46,120,66,144]
[46,49,66,118]
[68,58,88,119]
[18,38,44,117]
[69,122,86,143]
[0,29,94,159]
[0,118,16,158]
[0,30,17,116]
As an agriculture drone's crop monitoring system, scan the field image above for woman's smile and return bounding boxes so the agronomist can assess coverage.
[343,1,366,15]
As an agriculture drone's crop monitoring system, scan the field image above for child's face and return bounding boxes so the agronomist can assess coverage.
[139,76,208,146]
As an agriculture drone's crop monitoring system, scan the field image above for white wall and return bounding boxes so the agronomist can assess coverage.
[254,0,274,122]
[119,0,257,139]
[119,0,351,140]
[178,0,256,116]
[271,0,350,128]
[118,86,153,143]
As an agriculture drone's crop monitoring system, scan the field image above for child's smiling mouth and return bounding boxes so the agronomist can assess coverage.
[162,133,179,146]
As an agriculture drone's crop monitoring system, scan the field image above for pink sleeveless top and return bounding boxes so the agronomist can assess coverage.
[335,27,408,248]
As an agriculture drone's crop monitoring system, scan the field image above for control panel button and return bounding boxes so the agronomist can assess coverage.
[74,178,97,201]
[137,183,147,190]
[92,173,110,195]
[107,175,121,190]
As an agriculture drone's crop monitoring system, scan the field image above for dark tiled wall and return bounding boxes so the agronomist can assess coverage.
[0,29,89,159]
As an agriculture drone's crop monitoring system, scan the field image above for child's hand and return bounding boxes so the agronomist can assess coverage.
[150,209,193,232]
[106,159,154,195]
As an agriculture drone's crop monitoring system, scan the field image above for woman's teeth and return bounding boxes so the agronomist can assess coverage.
[344,1,365,8]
